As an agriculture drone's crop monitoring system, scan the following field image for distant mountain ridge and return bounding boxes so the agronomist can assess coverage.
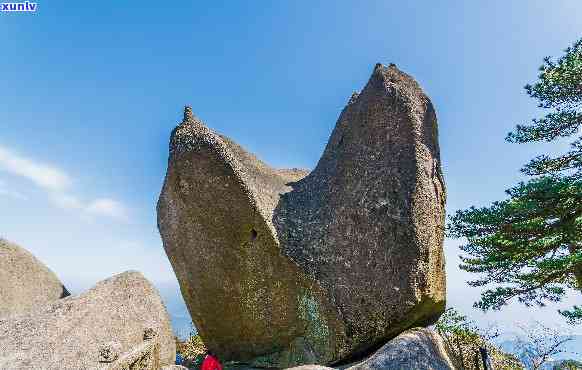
[497,334,582,365]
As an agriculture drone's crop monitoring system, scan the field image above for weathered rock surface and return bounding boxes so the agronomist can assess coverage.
[0,238,69,318]
[346,328,454,370]
[227,329,454,370]
[158,63,446,367]
[104,338,162,370]
[286,366,335,370]
[0,271,175,370]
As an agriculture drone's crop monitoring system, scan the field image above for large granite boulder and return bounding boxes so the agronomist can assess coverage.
[347,328,454,370]
[157,63,446,367]
[0,238,69,318]
[231,329,454,370]
[0,271,175,370]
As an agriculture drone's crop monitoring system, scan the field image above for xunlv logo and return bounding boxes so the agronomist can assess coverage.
[1,2,37,12]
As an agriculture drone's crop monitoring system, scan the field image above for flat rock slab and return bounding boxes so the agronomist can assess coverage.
[229,329,454,370]
[347,328,454,370]
[0,271,175,370]
[286,366,335,370]
[0,239,69,318]
[104,339,161,370]
[158,63,446,367]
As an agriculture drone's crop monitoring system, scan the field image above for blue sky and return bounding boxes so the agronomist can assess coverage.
[1,1,581,337]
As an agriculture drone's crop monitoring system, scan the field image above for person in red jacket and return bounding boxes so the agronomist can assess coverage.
[200,351,222,370]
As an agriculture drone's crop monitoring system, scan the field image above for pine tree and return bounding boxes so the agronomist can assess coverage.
[448,38,582,324]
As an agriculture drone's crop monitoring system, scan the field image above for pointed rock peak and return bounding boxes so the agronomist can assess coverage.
[183,105,194,122]
[372,62,401,78]
[179,105,205,128]
[170,106,212,154]
[371,63,389,83]
[367,62,421,98]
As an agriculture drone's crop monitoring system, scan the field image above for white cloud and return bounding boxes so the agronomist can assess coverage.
[0,145,71,191]
[0,145,129,222]
[86,198,129,221]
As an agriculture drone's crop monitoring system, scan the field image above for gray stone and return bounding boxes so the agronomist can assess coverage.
[0,239,70,318]
[99,341,123,363]
[105,339,162,370]
[346,328,455,370]
[158,63,446,367]
[143,327,158,340]
[0,271,175,369]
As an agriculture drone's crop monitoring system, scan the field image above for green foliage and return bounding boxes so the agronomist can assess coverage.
[506,38,582,177]
[176,328,207,369]
[448,176,582,310]
[435,308,523,370]
[435,308,480,340]
[449,38,582,323]
[559,306,582,325]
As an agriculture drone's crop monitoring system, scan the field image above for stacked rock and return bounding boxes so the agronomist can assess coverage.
[157,63,447,368]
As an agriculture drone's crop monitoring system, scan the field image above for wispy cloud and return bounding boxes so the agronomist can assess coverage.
[0,145,129,222]
[86,198,129,221]
[0,146,70,191]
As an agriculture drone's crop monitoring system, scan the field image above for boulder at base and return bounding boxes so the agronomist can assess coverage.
[158,63,446,367]
[0,271,175,370]
[0,238,69,318]
[347,328,455,370]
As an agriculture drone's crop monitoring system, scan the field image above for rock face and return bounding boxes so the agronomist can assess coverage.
[0,239,70,318]
[347,328,455,370]
[0,271,175,370]
[286,366,335,370]
[157,63,446,367]
[104,338,162,370]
